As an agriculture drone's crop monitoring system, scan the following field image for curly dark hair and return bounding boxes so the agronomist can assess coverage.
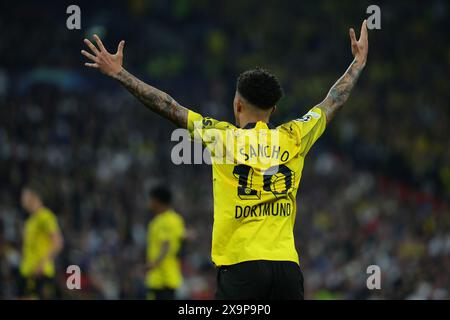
[236,68,284,110]
[149,185,172,205]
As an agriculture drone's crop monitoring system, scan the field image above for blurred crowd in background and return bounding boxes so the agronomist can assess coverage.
[0,0,449,299]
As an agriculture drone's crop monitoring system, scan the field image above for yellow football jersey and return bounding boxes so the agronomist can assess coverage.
[187,106,326,266]
[146,209,185,289]
[20,207,60,277]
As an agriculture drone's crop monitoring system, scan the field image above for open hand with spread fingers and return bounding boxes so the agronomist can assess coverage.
[81,34,125,78]
[349,20,369,68]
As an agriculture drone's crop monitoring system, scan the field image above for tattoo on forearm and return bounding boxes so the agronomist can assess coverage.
[318,60,364,123]
[115,68,188,128]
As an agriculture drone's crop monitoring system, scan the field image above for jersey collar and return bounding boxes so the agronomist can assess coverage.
[241,122,276,129]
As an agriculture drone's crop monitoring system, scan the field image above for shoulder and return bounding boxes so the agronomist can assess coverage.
[290,107,324,127]
[277,121,299,135]
[167,210,184,224]
[188,110,235,130]
[36,207,59,231]
[200,118,236,131]
[280,107,326,135]
[37,207,57,221]
[162,211,185,232]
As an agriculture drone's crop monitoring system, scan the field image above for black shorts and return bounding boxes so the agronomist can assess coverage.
[216,260,304,300]
[18,275,56,299]
[147,288,176,300]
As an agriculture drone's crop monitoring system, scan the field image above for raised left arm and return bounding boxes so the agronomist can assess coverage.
[316,20,369,124]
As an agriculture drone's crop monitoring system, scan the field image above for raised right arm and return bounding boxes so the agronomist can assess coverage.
[81,35,188,128]
[113,68,188,128]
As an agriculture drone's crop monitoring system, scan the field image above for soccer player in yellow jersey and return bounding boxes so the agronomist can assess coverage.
[82,19,368,299]
[145,186,185,300]
[19,185,64,299]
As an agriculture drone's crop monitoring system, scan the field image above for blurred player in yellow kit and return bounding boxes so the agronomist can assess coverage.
[145,186,185,300]
[19,184,64,299]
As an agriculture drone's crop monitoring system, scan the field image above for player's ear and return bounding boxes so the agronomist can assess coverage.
[271,106,277,115]
[236,99,243,113]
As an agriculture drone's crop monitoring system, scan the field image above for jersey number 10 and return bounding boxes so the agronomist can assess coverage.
[232,164,294,200]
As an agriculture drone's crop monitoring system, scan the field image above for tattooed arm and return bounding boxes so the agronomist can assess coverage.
[318,60,364,123]
[114,69,188,127]
[81,35,188,128]
[316,20,369,124]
